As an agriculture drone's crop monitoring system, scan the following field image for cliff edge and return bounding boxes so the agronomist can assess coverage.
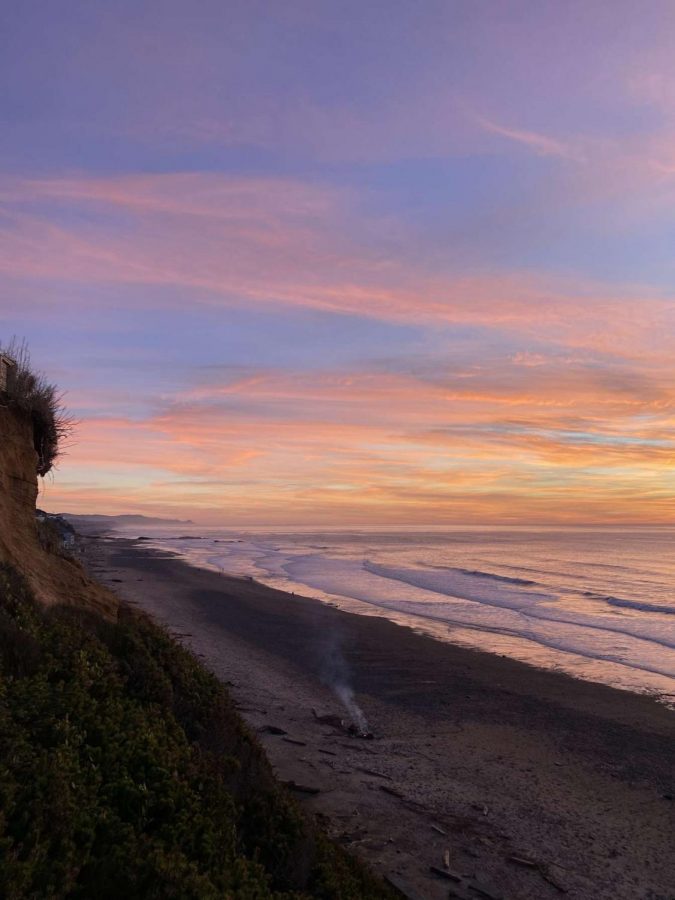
[0,403,117,616]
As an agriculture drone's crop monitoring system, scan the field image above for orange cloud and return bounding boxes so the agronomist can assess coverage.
[40,356,675,525]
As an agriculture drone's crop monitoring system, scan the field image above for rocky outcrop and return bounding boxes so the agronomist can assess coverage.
[0,404,117,616]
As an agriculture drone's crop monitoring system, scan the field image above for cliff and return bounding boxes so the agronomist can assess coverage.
[0,403,117,616]
[0,400,391,898]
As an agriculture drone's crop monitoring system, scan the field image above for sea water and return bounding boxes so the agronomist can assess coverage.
[120,525,675,704]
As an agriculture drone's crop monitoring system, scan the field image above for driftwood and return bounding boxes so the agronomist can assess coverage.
[507,855,537,868]
[357,766,392,781]
[540,869,568,893]
[507,855,568,892]
[282,737,307,746]
[318,748,337,756]
[430,823,447,836]
[429,865,462,882]
[379,784,404,799]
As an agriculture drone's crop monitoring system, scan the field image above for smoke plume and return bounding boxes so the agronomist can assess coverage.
[318,629,369,733]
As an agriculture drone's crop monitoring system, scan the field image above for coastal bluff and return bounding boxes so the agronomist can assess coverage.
[0,402,117,616]
[0,381,393,899]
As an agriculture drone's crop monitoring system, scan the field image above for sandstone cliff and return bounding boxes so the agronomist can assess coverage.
[0,403,117,616]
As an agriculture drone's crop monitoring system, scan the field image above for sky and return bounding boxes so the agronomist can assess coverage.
[2,0,675,525]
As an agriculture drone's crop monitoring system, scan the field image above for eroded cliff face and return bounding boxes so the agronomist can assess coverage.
[0,404,117,616]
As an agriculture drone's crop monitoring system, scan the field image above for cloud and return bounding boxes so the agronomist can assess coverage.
[2,173,674,360]
[39,348,675,525]
[472,114,582,161]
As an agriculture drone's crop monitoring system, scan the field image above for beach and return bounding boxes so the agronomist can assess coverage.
[83,535,675,900]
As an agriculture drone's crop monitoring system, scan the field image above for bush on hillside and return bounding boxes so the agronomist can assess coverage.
[0,564,394,900]
[0,339,74,476]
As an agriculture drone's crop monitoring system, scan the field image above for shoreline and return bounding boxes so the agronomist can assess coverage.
[83,535,675,900]
[127,530,675,708]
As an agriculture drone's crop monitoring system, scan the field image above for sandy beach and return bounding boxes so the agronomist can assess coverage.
[82,535,675,900]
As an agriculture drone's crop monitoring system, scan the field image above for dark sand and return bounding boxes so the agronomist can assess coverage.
[83,536,674,900]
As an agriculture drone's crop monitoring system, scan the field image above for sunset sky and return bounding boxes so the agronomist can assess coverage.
[3,1,675,524]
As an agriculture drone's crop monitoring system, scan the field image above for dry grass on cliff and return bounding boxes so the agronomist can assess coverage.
[0,340,74,476]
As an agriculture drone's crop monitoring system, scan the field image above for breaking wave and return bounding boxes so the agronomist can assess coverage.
[120,524,675,701]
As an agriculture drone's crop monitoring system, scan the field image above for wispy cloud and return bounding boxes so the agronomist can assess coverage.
[472,114,582,161]
[2,173,673,359]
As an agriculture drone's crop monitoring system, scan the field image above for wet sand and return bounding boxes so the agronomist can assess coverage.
[83,535,675,900]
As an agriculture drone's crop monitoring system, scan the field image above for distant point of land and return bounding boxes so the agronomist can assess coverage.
[58,513,194,531]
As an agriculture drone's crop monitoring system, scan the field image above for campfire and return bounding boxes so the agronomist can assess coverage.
[312,709,374,740]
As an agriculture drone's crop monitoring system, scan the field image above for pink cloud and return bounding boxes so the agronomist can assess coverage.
[2,173,674,359]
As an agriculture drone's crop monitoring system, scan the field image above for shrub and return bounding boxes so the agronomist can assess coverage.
[0,565,394,899]
[0,339,74,476]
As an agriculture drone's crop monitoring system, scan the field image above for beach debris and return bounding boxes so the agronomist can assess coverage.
[507,854,538,868]
[429,864,462,882]
[506,855,568,893]
[356,766,392,780]
[282,780,321,795]
[431,823,447,836]
[379,784,404,799]
[282,736,307,746]
[443,849,451,869]
[260,724,287,735]
[318,748,337,756]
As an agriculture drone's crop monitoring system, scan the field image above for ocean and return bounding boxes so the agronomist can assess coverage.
[119,525,675,704]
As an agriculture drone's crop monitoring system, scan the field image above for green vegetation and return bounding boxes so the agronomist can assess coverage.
[0,564,393,899]
[0,340,74,476]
